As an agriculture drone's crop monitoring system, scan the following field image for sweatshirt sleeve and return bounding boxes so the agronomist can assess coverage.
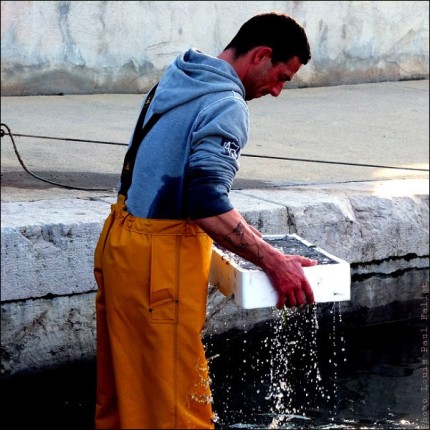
[186,94,249,219]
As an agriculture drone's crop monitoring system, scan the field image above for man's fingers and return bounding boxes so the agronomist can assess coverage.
[286,290,296,308]
[273,257,316,309]
[302,280,315,304]
[278,280,314,309]
[276,294,286,310]
[284,255,317,267]
[300,256,318,267]
[276,287,297,309]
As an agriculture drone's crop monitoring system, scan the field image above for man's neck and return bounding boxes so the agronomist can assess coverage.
[217,48,249,81]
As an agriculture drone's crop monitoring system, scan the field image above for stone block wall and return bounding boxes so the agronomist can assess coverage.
[1,1,429,95]
[1,182,429,376]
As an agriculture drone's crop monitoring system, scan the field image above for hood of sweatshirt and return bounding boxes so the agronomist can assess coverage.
[151,48,246,115]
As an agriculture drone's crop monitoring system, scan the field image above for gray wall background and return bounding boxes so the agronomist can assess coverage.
[1,1,429,96]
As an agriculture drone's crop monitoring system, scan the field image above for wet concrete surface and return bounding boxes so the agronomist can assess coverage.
[1,80,429,203]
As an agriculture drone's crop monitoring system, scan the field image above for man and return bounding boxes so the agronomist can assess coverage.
[94,12,316,429]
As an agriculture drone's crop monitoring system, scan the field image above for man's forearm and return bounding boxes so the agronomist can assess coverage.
[194,209,283,271]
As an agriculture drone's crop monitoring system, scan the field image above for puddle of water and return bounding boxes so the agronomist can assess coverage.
[204,304,428,429]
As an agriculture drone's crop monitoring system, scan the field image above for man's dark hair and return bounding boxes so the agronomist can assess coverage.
[224,12,311,65]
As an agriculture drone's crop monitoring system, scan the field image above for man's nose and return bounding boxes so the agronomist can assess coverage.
[270,83,284,97]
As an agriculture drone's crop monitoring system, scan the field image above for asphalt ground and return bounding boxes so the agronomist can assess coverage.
[1,79,429,202]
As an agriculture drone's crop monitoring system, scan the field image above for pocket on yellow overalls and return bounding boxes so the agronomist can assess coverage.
[94,205,118,291]
[149,235,180,324]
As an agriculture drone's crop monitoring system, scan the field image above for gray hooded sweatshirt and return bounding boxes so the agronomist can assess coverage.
[125,48,249,220]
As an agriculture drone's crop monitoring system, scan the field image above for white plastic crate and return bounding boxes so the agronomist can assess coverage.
[209,234,351,309]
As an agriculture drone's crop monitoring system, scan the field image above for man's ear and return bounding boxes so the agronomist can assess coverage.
[250,46,273,64]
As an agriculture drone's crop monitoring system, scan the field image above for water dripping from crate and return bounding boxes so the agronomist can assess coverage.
[265,302,347,427]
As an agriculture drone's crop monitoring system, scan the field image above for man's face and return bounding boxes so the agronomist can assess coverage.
[244,55,302,101]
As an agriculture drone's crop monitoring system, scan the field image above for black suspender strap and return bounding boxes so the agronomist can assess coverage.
[118,84,161,199]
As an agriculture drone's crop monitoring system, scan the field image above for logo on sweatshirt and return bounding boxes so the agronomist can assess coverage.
[222,139,240,160]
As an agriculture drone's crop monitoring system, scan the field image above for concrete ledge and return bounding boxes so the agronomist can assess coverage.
[1,179,429,376]
[1,198,110,301]
[1,293,96,376]
[234,180,429,262]
[2,180,428,302]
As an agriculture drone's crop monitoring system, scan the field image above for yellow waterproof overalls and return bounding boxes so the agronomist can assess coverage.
[94,86,215,429]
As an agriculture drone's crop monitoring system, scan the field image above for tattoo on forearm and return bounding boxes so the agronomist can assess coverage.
[224,222,264,260]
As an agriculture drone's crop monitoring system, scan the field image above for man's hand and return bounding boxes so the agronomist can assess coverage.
[265,254,317,309]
